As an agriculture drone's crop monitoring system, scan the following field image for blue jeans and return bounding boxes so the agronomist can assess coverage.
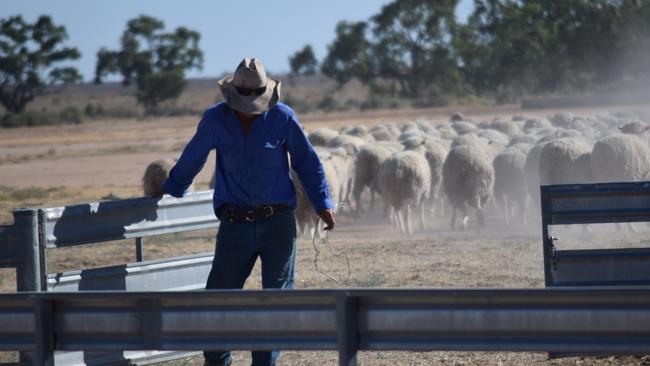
[204,206,297,366]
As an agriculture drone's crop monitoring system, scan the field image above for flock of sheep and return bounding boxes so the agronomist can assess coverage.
[142,109,650,237]
[298,110,650,236]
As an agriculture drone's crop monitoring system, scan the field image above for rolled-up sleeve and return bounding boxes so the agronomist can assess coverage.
[286,114,335,213]
[162,111,216,197]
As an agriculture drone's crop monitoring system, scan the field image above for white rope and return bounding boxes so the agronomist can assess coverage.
[311,204,351,286]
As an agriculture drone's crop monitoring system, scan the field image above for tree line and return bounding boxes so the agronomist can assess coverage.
[290,0,650,105]
[2,1,650,122]
[0,14,203,118]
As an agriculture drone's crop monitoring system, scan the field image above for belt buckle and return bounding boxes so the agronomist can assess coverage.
[245,211,256,222]
[263,205,274,218]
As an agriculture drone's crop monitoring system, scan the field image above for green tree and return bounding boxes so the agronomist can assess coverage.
[370,0,459,99]
[321,21,374,86]
[0,15,81,113]
[95,15,203,114]
[321,0,460,102]
[289,45,318,76]
[454,0,643,100]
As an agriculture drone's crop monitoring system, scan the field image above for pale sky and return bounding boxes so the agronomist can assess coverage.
[2,0,474,81]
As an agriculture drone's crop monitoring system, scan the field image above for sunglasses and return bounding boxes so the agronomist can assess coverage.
[235,85,267,96]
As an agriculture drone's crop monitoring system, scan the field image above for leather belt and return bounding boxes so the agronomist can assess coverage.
[220,204,287,223]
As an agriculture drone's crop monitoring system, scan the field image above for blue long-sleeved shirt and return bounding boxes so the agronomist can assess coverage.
[162,102,334,218]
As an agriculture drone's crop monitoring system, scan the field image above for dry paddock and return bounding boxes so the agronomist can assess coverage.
[2,208,650,365]
[2,105,650,365]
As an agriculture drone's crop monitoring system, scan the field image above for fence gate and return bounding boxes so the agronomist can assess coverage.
[541,181,650,287]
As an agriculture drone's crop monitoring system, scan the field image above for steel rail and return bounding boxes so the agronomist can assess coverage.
[2,288,650,365]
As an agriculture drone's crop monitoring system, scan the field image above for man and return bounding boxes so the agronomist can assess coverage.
[161,58,336,366]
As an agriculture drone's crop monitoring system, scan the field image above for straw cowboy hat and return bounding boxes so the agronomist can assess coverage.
[218,58,281,114]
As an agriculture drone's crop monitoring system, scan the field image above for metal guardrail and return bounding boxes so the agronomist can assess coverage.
[0,224,19,268]
[0,191,220,365]
[40,191,217,248]
[541,181,650,286]
[47,253,213,292]
[2,288,650,366]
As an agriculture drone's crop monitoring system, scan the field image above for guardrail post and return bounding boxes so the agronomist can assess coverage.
[337,292,358,366]
[135,237,144,262]
[13,209,44,292]
[33,295,55,366]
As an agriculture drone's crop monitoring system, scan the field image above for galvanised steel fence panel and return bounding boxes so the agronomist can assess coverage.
[40,191,218,248]
[541,181,650,286]
[0,224,19,268]
[2,288,650,366]
[47,253,214,292]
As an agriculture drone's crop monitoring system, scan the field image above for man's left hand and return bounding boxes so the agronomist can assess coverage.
[318,209,336,231]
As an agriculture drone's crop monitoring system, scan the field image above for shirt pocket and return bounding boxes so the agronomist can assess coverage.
[258,141,285,169]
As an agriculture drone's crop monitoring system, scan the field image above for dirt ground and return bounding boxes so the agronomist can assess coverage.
[1,105,649,365]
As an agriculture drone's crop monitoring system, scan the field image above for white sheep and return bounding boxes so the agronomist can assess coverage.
[423,141,448,218]
[451,121,478,135]
[442,144,495,230]
[142,159,193,197]
[352,144,393,214]
[538,137,592,186]
[590,134,650,182]
[378,150,431,236]
[489,119,520,137]
[292,151,340,239]
[308,128,339,147]
[492,148,529,227]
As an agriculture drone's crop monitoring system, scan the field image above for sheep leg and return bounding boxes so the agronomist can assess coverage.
[419,198,426,231]
[461,205,469,231]
[405,204,413,237]
[396,208,406,234]
[352,185,364,217]
[476,197,485,228]
[502,196,510,227]
[367,189,374,211]
[450,206,457,230]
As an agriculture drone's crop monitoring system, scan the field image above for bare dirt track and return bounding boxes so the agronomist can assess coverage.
[2,105,650,365]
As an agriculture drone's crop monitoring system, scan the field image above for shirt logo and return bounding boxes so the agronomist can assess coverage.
[264,140,283,149]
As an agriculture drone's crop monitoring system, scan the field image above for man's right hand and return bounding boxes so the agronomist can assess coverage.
[318,209,336,231]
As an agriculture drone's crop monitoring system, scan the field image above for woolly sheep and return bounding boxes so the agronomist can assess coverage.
[508,134,538,146]
[308,128,338,147]
[378,150,431,236]
[492,148,528,227]
[292,155,340,239]
[538,137,592,185]
[550,112,575,129]
[524,118,552,132]
[451,121,478,135]
[327,134,366,155]
[618,120,650,135]
[436,124,457,139]
[476,129,510,146]
[317,146,353,208]
[142,159,194,197]
[590,134,650,182]
[423,141,448,217]
[489,119,520,137]
[443,145,495,230]
[344,125,375,142]
[352,144,393,214]
[450,112,465,122]
[370,127,396,141]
